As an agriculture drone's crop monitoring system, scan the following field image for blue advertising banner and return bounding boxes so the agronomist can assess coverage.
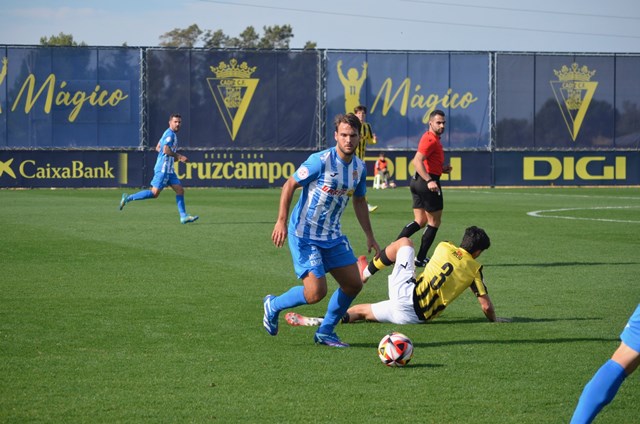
[326,52,491,151]
[147,49,320,150]
[8,149,637,188]
[493,151,640,186]
[137,149,491,188]
[496,54,640,150]
[0,46,141,148]
[141,150,300,188]
[0,149,491,188]
[0,150,143,188]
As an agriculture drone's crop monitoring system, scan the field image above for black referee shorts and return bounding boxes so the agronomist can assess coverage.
[409,174,443,212]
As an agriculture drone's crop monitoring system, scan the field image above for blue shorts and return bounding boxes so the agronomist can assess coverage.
[620,303,640,353]
[151,171,181,190]
[288,234,357,279]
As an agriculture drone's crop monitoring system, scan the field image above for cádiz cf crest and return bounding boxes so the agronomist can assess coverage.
[207,59,258,141]
[550,62,597,141]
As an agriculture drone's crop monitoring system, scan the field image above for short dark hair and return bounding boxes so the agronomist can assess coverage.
[169,113,182,120]
[354,105,367,114]
[460,226,490,253]
[334,113,362,133]
[429,109,445,120]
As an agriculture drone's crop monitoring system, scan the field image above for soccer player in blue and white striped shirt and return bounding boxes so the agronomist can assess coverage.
[264,113,380,347]
[119,113,198,224]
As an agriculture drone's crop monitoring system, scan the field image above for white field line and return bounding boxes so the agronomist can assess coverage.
[466,190,640,202]
[527,206,640,223]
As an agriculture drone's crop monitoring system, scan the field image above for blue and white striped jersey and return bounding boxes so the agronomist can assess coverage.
[289,147,367,244]
[154,128,178,174]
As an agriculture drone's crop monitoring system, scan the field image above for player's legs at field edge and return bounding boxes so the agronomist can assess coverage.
[571,304,640,424]
[570,343,640,424]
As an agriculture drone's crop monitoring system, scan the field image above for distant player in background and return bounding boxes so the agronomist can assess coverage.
[374,152,394,189]
[570,303,640,424]
[286,226,510,326]
[264,113,380,348]
[397,109,451,267]
[354,105,378,212]
[119,113,198,224]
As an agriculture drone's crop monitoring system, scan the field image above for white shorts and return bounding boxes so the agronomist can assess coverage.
[370,246,423,324]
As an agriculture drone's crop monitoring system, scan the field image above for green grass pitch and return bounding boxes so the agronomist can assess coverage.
[1,187,639,423]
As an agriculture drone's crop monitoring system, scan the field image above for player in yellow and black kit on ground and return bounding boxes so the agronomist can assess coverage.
[285,226,510,326]
[354,105,378,213]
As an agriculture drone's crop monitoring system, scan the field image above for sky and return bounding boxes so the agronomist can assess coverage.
[1,0,639,53]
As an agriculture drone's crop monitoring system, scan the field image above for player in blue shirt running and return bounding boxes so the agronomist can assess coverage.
[119,113,198,224]
[264,113,381,348]
[570,303,640,423]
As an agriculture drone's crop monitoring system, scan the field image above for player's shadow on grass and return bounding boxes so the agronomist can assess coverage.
[350,336,616,351]
[401,363,444,369]
[412,336,618,349]
[488,261,639,267]
[194,221,274,225]
[428,316,602,324]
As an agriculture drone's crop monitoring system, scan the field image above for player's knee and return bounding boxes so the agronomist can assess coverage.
[415,219,427,228]
[342,280,363,297]
[397,237,414,248]
[304,287,327,304]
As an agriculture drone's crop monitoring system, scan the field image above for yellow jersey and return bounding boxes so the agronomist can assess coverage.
[356,122,376,160]
[413,241,488,321]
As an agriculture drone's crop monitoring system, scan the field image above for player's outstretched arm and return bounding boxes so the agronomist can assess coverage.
[478,294,511,322]
[272,177,299,248]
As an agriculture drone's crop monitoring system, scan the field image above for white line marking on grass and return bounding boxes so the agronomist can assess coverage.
[467,190,640,202]
[527,206,640,223]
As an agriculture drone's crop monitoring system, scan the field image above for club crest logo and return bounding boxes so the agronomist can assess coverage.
[550,62,598,141]
[207,59,258,141]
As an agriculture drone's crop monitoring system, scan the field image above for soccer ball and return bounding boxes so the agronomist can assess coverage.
[377,332,413,367]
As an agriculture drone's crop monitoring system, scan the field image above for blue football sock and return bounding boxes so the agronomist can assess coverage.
[570,359,626,424]
[176,194,186,216]
[128,189,154,201]
[271,286,307,313]
[318,288,354,334]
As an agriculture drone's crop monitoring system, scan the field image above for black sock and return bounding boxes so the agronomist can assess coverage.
[397,221,421,239]
[416,225,438,261]
[369,248,393,276]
